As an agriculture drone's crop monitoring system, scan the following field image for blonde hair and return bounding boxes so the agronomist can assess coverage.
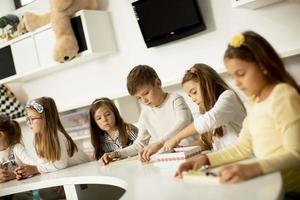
[27,97,78,162]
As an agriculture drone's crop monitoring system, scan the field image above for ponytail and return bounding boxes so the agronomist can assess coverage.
[0,115,22,146]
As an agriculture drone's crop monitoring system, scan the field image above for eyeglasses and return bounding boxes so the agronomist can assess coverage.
[26,117,42,125]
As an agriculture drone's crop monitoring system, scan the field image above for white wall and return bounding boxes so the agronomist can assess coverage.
[0,0,15,15]
[16,0,300,111]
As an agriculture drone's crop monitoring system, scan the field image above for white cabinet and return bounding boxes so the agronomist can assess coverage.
[0,10,116,84]
[231,0,283,9]
[34,28,56,68]
[60,107,93,154]
[78,10,116,54]
[11,37,40,74]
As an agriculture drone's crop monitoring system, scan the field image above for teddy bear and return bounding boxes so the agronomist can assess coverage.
[18,0,98,63]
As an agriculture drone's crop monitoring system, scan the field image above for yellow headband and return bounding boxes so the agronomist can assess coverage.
[229,33,245,48]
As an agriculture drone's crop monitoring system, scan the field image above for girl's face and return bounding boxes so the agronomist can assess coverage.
[26,109,43,134]
[183,80,203,106]
[224,58,268,97]
[134,79,165,107]
[94,105,116,133]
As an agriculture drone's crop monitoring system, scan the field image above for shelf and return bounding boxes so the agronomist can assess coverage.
[280,49,300,59]
[66,124,90,133]
[231,0,284,9]
[0,10,116,84]
[72,134,91,141]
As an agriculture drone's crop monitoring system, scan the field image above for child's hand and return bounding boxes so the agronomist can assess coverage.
[175,155,208,178]
[162,138,180,152]
[139,141,164,163]
[219,162,263,183]
[14,164,38,180]
[0,168,16,182]
[99,152,117,165]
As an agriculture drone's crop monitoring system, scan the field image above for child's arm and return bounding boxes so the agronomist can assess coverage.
[13,143,37,165]
[139,96,194,161]
[14,165,39,180]
[0,168,16,182]
[106,115,151,162]
[162,123,198,151]
[257,120,300,172]
[207,118,253,166]
[193,90,245,136]
[256,86,300,174]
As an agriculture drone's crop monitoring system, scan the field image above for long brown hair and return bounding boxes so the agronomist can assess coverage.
[224,30,300,94]
[27,97,78,162]
[89,97,132,160]
[0,115,22,146]
[182,64,232,149]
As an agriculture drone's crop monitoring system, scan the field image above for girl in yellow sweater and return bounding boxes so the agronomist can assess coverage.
[176,31,300,197]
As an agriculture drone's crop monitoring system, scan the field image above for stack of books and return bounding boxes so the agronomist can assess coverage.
[153,146,202,168]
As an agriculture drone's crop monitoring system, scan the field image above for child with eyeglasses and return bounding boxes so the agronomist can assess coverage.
[15,97,88,178]
[89,97,138,165]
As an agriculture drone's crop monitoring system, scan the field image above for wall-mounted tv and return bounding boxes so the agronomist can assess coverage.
[132,0,206,48]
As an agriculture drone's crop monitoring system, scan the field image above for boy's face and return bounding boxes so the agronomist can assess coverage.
[94,105,116,133]
[134,79,165,107]
[225,58,268,97]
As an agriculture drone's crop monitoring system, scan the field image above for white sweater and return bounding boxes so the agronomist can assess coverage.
[0,143,36,167]
[36,131,89,173]
[193,90,246,151]
[117,93,197,158]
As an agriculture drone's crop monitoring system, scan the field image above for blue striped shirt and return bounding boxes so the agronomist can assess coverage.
[100,125,138,153]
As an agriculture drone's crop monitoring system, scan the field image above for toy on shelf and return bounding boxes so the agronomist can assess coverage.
[17,0,98,63]
[0,14,20,41]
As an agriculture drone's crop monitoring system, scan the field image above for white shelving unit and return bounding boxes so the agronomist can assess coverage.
[231,0,283,9]
[0,10,116,84]
[280,49,300,59]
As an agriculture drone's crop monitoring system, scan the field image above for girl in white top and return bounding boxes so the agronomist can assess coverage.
[0,115,35,182]
[162,64,246,152]
[15,97,88,179]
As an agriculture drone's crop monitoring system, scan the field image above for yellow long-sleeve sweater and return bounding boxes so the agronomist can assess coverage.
[207,83,300,192]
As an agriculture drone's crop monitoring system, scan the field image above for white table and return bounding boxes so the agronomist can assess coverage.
[0,157,283,200]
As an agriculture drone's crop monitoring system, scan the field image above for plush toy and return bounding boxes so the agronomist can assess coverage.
[0,14,20,41]
[18,0,98,63]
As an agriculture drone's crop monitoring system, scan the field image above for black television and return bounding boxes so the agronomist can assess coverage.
[132,0,206,48]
